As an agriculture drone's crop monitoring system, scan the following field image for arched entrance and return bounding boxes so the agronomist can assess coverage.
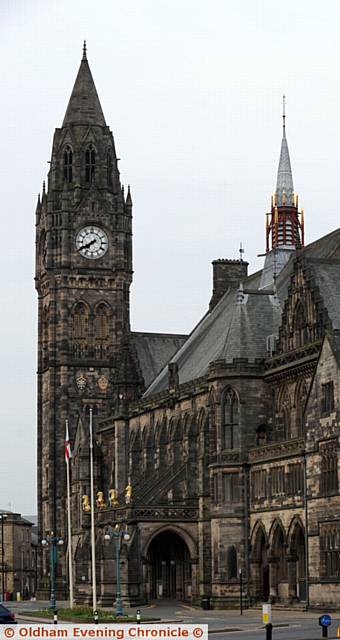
[251,524,269,601]
[147,531,192,601]
[270,522,287,601]
[288,521,306,602]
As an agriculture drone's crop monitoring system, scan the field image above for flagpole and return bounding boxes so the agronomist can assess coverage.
[89,408,97,611]
[65,420,74,608]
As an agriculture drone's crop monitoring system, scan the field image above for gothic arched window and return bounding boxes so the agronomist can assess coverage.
[294,302,308,348]
[72,302,89,358]
[95,304,109,340]
[277,386,291,440]
[94,303,110,359]
[107,151,113,187]
[85,144,96,183]
[222,388,240,449]
[296,379,308,435]
[63,145,73,182]
[320,442,338,495]
[227,546,238,580]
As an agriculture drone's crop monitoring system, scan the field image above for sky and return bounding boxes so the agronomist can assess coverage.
[1,0,340,515]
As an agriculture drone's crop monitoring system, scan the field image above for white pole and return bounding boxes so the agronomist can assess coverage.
[89,408,97,611]
[65,420,74,608]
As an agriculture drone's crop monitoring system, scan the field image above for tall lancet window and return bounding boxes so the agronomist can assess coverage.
[63,145,73,182]
[95,303,110,359]
[72,302,89,358]
[294,302,308,348]
[107,151,113,187]
[222,388,240,449]
[85,144,96,183]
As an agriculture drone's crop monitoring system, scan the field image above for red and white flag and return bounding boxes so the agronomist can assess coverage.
[65,421,72,463]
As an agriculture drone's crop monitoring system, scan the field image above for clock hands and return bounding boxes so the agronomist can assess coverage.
[78,237,97,251]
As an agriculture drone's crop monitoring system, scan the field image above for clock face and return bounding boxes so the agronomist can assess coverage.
[76,226,108,259]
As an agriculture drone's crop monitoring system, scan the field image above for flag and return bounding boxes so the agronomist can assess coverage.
[65,421,72,462]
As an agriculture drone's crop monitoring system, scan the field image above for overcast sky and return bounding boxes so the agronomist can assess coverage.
[1,0,340,515]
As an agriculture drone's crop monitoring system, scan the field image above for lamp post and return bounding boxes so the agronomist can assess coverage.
[0,514,7,601]
[41,532,64,610]
[104,525,130,615]
[239,568,243,616]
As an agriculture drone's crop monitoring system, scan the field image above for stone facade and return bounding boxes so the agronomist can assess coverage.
[0,511,37,600]
[36,47,340,609]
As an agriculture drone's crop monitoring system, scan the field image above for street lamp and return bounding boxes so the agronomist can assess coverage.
[104,525,130,615]
[41,532,64,610]
[0,514,8,601]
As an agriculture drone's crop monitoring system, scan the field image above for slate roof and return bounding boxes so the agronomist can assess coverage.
[329,332,340,366]
[310,260,340,330]
[143,227,340,398]
[144,290,282,396]
[131,332,187,388]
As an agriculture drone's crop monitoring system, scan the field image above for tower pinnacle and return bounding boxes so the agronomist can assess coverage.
[275,95,294,208]
[282,94,286,137]
[62,45,106,127]
[264,99,304,255]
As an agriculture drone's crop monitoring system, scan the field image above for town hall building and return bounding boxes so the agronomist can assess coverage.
[36,45,340,609]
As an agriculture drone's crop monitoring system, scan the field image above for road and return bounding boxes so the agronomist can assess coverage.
[5,601,340,639]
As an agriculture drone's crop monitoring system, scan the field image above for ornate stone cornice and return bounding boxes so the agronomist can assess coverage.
[264,341,321,382]
[248,438,305,463]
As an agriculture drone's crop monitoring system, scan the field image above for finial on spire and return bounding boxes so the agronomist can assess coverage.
[239,242,244,262]
[42,180,46,194]
[82,40,87,61]
[282,94,286,137]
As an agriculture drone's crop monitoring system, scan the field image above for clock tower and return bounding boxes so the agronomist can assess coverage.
[35,44,141,592]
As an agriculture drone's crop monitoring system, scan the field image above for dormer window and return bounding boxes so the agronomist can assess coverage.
[63,145,73,182]
[85,144,96,183]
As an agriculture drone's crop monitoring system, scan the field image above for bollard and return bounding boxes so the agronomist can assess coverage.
[136,609,141,625]
[265,623,272,640]
[53,610,58,625]
[319,614,331,638]
[94,610,99,624]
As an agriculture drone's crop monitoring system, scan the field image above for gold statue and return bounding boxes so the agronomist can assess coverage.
[82,495,91,512]
[125,483,133,505]
[109,488,119,507]
[96,491,107,508]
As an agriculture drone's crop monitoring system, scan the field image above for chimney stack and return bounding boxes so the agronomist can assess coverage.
[209,259,248,311]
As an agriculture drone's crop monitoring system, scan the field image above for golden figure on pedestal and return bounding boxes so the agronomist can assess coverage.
[96,491,107,508]
[125,483,132,505]
[109,488,119,507]
[82,495,91,512]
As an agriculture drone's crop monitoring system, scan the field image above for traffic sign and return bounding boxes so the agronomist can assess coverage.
[319,614,332,627]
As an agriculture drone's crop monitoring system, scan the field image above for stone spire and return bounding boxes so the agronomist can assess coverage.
[62,43,106,127]
[259,98,304,289]
[275,95,294,207]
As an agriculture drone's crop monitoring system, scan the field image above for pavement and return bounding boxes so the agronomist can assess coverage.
[4,600,340,640]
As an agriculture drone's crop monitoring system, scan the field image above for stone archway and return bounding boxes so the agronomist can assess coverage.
[270,522,287,601]
[288,520,306,602]
[146,530,192,601]
[250,523,269,602]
